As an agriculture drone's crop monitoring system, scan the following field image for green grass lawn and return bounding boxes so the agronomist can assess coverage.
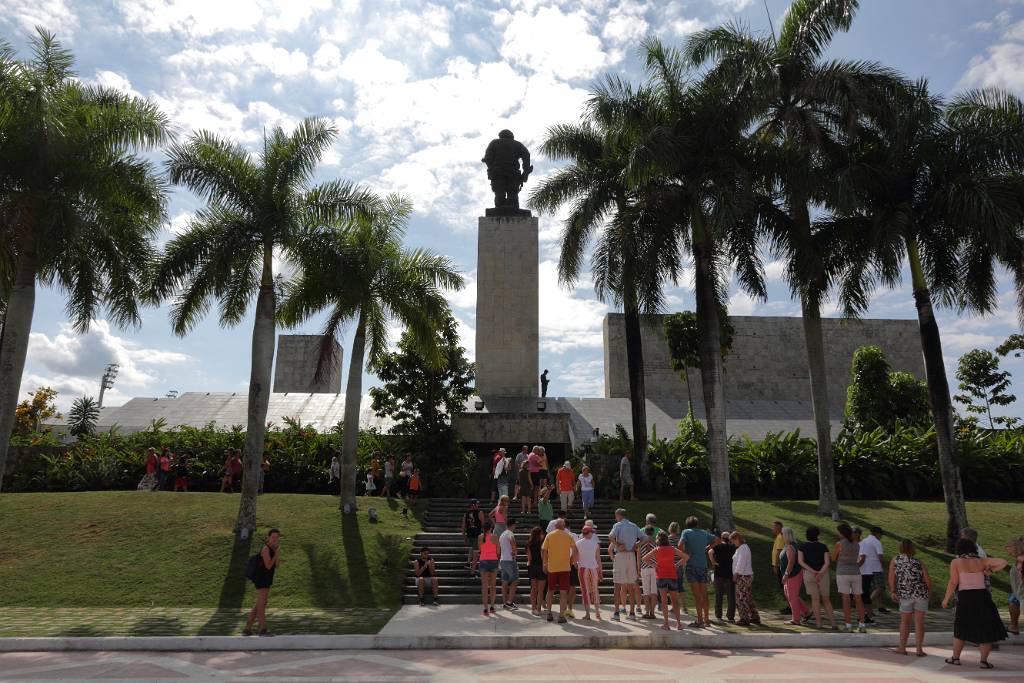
[633,499,1023,610]
[0,491,423,622]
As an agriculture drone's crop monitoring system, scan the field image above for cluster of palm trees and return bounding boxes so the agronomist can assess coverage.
[0,31,463,535]
[530,0,1024,546]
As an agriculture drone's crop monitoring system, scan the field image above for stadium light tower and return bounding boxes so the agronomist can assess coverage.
[98,363,119,408]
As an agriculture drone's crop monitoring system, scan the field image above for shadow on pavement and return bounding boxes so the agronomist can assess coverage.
[196,534,253,635]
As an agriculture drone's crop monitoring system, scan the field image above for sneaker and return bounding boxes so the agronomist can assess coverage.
[547,612,554,622]
[503,603,513,610]
[557,616,567,624]
[858,624,867,633]
[628,613,639,622]
[643,613,657,620]
[566,609,575,618]
[509,602,519,610]
[611,611,621,621]
[419,599,426,607]
[489,606,496,613]
[432,599,440,606]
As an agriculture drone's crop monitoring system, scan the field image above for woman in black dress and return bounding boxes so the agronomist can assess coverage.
[528,526,547,616]
[942,538,1008,669]
[244,528,281,636]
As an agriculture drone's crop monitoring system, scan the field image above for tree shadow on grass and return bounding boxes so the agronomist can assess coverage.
[128,615,185,637]
[196,534,253,635]
[303,543,348,608]
[341,512,374,605]
[56,625,106,637]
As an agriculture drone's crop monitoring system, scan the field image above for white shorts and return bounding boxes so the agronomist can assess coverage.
[641,567,658,596]
[836,574,860,595]
[613,552,638,584]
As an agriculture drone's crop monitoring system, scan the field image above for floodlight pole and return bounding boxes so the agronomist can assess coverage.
[98,363,119,408]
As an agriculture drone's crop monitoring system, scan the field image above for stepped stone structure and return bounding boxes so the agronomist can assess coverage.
[604,314,925,415]
[272,335,342,394]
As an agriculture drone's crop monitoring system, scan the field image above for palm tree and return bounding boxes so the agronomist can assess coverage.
[617,38,767,530]
[685,0,905,518]
[68,396,100,438]
[833,82,1024,548]
[529,77,682,488]
[151,118,377,535]
[280,194,464,512]
[0,31,168,490]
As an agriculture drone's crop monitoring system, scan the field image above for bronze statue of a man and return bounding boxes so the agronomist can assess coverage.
[482,129,532,214]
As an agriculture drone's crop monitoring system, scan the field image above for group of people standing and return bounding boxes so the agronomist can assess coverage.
[339,451,421,501]
[490,446,597,519]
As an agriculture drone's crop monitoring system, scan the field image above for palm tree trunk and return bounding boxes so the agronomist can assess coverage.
[800,297,840,518]
[907,239,967,551]
[235,245,276,536]
[684,367,693,417]
[340,308,366,512]
[623,297,650,489]
[692,208,733,531]
[0,243,38,493]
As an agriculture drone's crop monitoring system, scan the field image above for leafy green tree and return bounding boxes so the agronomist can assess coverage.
[67,396,100,438]
[280,194,464,512]
[529,79,682,489]
[369,311,475,496]
[955,349,1016,429]
[845,346,929,431]
[996,333,1024,358]
[0,31,169,491]
[663,310,734,417]
[836,81,1024,547]
[151,117,377,535]
[685,0,904,517]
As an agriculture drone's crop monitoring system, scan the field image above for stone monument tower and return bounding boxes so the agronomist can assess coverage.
[475,130,539,397]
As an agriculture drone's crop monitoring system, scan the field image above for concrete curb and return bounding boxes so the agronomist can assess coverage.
[1,631,1021,651]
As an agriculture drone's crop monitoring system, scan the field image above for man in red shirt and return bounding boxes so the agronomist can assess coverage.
[556,461,575,517]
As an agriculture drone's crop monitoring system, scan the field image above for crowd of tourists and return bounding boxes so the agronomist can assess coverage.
[348,451,422,501]
[440,492,1022,669]
[138,446,271,494]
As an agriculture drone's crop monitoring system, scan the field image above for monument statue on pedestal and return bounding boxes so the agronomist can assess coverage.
[482,129,533,217]
[540,369,549,398]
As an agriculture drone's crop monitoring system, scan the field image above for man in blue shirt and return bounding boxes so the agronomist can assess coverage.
[681,516,719,628]
[608,507,645,621]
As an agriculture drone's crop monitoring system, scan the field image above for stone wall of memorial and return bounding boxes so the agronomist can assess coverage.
[272,335,343,394]
[603,314,925,416]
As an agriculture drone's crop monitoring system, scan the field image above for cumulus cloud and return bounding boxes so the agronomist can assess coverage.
[114,0,330,37]
[21,320,191,410]
[539,260,609,354]
[500,6,611,80]
[167,42,310,83]
[1,0,77,37]
[960,43,1024,91]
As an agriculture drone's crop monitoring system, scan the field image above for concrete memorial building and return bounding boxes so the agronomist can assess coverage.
[82,129,926,465]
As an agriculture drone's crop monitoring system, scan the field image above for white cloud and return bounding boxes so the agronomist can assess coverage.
[602,3,650,45]
[1,0,77,37]
[960,43,1024,91]
[446,269,478,311]
[167,211,194,236]
[711,0,754,10]
[558,359,604,397]
[93,70,140,97]
[115,0,329,37]
[500,6,611,80]
[539,260,609,354]
[337,40,411,85]
[669,17,707,37]
[727,291,758,316]
[454,315,476,362]
[22,320,191,409]
[168,42,310,82]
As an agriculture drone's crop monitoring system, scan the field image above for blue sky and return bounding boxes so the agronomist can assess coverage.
[4,0,1024,420]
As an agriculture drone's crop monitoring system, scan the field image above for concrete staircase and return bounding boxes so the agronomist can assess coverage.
[404,497,623,605]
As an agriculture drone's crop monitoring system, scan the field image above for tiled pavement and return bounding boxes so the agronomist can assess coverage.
[0,604,1009,637]
[0,608,394,638]
[1,646,1022,682]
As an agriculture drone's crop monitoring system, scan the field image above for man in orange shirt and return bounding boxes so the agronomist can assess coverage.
[556,461,575,517]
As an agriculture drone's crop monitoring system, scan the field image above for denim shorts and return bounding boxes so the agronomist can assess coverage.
[685,565,709,584]
[479,559,499,573]
[657,578,680,592]
[500,560,519,583]
[899,597,929,613]
[581,489,594,507]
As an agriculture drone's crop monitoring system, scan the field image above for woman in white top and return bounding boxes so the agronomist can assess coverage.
[577,466,596,518]
[730,531,760,626]
[576,520,602,620]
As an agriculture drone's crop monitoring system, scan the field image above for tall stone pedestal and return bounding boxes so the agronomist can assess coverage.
[475,214,539,397]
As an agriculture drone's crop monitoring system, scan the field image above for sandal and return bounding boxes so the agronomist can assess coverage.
[980,661,994,669]
[944,657,960,666]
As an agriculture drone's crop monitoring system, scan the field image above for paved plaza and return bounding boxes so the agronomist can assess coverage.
[1,646,1022,682]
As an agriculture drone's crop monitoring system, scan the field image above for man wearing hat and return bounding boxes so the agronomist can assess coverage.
[556,460,576,516]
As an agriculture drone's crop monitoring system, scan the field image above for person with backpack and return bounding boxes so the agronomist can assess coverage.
[243,528,281,637]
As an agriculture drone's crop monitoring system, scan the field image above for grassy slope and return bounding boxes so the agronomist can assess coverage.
[0,492,422,611]
[634,499,1023,610]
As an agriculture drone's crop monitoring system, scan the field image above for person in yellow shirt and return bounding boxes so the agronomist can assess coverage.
[542,519,579,624]
[771,520,789,615]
